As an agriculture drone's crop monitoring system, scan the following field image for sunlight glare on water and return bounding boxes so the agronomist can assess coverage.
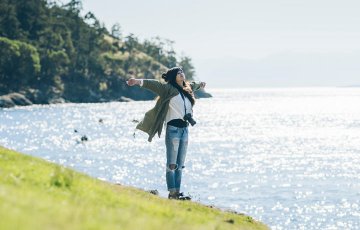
[1,87,360,229]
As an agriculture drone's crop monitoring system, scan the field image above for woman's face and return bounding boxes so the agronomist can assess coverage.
[176,70,185,86]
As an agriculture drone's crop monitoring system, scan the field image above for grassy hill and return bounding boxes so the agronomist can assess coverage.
[0,146,268,230]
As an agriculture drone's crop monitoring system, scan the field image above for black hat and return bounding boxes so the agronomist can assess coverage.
[162,67,182,82]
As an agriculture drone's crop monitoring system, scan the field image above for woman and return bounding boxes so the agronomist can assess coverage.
[127,67,206,200]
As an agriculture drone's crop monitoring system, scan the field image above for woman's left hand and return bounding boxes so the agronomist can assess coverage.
[200,82,206,89]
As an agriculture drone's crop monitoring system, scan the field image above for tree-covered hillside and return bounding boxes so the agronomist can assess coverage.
[0,0,209,107]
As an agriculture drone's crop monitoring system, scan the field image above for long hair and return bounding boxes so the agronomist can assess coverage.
[161,67,195,106]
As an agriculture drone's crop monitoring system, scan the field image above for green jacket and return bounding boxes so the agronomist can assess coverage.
[136,80,202,142]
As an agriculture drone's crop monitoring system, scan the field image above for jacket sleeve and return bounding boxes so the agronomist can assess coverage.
[141,80,166,96]
[190,81,202,92]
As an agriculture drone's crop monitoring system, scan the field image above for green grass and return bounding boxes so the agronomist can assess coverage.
[0,146,269,230]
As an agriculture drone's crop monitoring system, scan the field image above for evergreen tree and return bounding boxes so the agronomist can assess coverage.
[0,37,40,91]
[0,0,201,104]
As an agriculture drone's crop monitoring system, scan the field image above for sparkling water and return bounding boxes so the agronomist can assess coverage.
[1,87,360,229]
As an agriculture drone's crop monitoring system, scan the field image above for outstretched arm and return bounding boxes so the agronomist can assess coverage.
[127,78,142,86]
[190,81,206,91]
[127,78,166,96]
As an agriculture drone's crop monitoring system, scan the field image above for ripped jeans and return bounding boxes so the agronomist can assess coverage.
[165,125,188,193]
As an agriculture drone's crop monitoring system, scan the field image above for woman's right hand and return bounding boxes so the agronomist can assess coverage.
[127,78,139,86]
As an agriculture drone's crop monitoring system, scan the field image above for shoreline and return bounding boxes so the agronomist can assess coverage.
[0,89,212,109]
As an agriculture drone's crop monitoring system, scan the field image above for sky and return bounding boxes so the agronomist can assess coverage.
[79,0,360,87]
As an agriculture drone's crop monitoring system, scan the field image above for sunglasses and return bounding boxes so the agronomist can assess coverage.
[177,70,184,74]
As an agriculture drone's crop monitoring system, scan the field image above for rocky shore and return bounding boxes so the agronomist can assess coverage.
[0,89,212,108]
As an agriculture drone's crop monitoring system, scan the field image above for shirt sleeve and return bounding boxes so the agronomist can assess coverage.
[190,81,202,91]
[140,79,166,96]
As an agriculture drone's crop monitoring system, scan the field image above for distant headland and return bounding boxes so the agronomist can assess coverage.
[0,0,211,108]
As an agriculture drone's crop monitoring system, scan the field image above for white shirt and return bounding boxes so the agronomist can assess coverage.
[139,79,193,123]
[165,93,192,124]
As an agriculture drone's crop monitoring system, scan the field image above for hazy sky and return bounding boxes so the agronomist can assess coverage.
[80,0,360,87]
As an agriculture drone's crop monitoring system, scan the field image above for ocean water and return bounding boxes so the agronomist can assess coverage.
[1,87,360,229]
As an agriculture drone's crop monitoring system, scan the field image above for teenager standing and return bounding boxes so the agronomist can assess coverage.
[127,67,206,200]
